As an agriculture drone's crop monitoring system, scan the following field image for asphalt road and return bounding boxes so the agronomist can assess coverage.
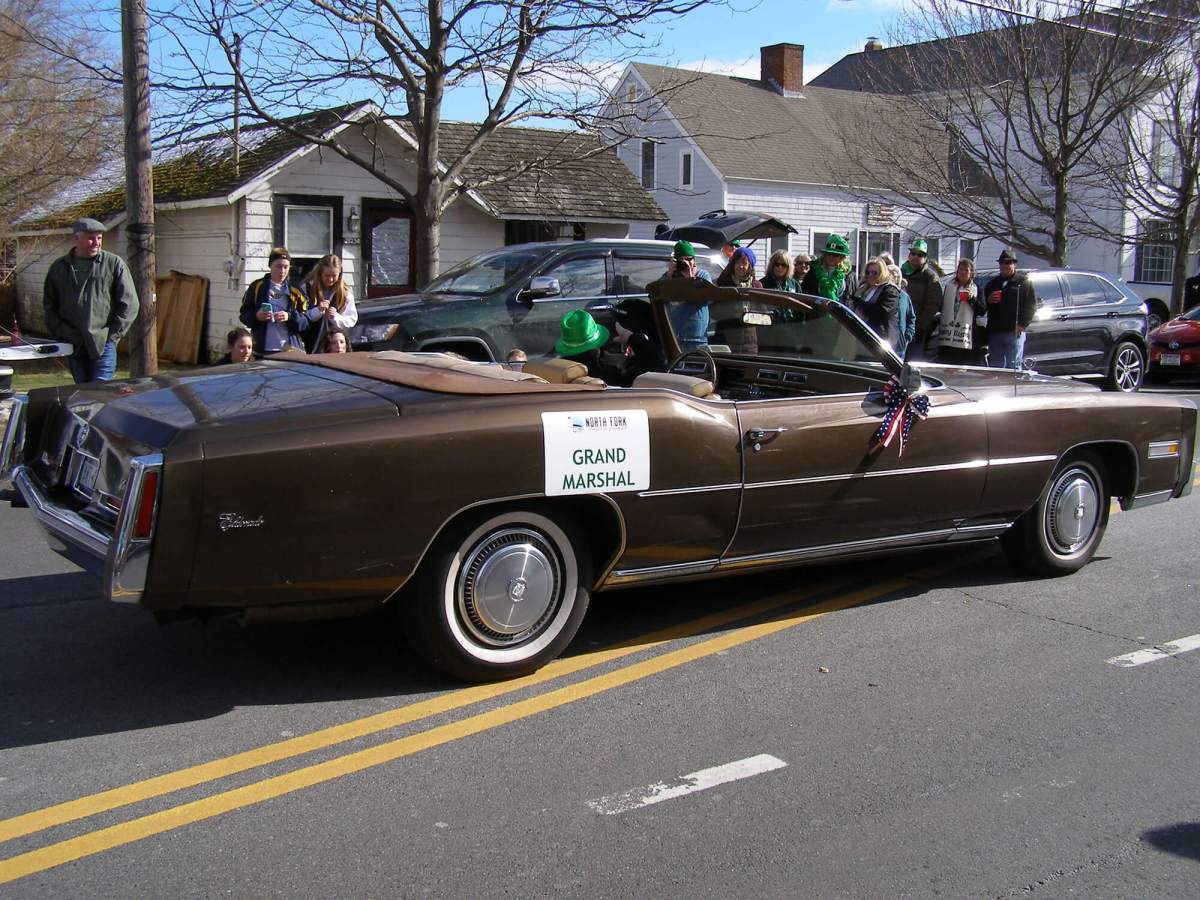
[1,388,1198,897]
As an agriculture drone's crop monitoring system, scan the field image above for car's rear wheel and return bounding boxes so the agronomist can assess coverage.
[1104,341,1144,392]
[407,508,590,681]
[1001,452,1109,576]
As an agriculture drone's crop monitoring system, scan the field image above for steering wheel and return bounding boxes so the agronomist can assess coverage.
[667,346,718,385]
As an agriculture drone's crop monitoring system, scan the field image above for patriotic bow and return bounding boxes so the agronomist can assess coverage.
[870,375,929,457]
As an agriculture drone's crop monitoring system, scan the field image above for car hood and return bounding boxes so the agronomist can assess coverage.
[921,363,1102,399]
[1150,319,1200,342]
[357,292,485,320]
[53,360,401,448]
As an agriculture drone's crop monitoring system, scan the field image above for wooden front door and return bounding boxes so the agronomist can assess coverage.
[363,200,415,297]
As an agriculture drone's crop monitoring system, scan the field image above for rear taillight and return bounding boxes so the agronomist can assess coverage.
[133,469,158,540]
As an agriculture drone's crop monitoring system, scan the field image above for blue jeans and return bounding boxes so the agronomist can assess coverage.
[988,331,1026,370]
[69,340,118,383]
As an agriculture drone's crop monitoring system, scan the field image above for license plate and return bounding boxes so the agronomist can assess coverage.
[1160,353,1181,366]
[73,453,99,496]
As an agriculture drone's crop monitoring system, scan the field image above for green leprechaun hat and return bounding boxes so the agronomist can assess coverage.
[822,234,850,256]
[555,309,610,355]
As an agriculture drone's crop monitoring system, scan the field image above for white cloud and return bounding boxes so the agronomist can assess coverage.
[676,55,761,79]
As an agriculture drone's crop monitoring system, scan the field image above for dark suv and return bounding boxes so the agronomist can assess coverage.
[975,268,1149,392]
[352,239,719,361]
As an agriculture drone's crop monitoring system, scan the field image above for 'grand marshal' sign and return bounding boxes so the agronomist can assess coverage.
[541,409,650,496]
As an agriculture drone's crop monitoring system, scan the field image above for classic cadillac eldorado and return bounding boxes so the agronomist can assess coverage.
[3,280,1195,681]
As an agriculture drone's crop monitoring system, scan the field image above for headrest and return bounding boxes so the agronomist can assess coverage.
[524,358,590,383]
[631,371,715,397]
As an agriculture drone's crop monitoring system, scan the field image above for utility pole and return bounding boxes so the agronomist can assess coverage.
[122,0,156,376]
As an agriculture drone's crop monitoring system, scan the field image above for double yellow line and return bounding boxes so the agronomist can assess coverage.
[0,562,954,885]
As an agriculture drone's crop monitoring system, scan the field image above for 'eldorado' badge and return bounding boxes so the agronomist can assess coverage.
[542,410,650,496]
[218,513,264,532]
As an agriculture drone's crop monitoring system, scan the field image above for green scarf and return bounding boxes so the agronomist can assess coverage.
[815,263,846,301]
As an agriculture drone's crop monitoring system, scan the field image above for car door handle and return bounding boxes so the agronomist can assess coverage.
[746,427,787,451]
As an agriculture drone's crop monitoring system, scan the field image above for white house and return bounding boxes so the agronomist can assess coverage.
[11,102,665,358]
[603,45,1004,276]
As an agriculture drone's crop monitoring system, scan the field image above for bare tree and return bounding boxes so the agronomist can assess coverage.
[0,0,121,270]
[832,0,1181,267]
[1100,27,1200,316]
[152,0,715,286]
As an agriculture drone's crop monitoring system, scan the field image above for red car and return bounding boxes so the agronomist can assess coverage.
[1148,306,1200,381]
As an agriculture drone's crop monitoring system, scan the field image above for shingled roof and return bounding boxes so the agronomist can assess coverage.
[15,104,663,231]
[630,62,938,190]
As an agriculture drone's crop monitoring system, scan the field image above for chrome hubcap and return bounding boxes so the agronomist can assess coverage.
[1046,471,1100,554]
[458,527,562,647]
[1114,347,1142,392]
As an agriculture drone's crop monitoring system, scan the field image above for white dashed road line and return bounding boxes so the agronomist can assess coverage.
[586,754,787,816]
[1107,633,1200,668]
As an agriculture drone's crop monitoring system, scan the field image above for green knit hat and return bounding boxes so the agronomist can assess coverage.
[672,239,696,260]
[822,234,850,256]
[555,309,610,355]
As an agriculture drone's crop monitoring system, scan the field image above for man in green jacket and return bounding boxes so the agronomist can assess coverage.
[43,218,139,383]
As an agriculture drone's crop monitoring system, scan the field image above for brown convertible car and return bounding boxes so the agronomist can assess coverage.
[3,280,1195,680]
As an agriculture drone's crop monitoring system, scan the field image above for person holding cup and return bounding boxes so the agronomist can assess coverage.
[936,258,987,366]
[238,246,313,354]
[982,249,1037,369]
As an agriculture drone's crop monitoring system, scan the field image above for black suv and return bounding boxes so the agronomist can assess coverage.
[352,239,720,361]
[974,268,1149,392]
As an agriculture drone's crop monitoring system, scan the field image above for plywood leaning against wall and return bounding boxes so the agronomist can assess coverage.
[155,271,208,364]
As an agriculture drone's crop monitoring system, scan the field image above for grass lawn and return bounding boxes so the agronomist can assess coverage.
[9,359,199,392]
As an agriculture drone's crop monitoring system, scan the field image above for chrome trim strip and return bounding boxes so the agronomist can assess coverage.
[1120,489,1172,511]
[718,529,956,571]
[987,454,1058,466]
[605,557,720,586]
[949,523,1013,538]
[14,465,110,558]
[1148,440,1181,459]
[637,483,742,498]
[105,453,163,605]
[0,394,27,484]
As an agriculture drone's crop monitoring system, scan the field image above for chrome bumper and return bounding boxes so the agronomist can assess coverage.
[11,456,161,606]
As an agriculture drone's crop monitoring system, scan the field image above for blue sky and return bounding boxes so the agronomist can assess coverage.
[434,0,913,121]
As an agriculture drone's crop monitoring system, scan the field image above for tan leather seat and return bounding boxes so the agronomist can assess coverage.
[524,358,603,385]
[631,371,718,398]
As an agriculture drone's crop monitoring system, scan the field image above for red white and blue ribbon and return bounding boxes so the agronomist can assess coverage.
[870,375,929,457]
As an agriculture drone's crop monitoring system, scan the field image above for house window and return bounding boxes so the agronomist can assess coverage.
[924,237,941,266]
[284,205,334,256]
[857,230,900,264]
[1134,219,1174,284]
[1151,120,1182,186]
[626,84,637,104]
[641,140,656,189]
[681,151,693,189]
[958,238,977,261]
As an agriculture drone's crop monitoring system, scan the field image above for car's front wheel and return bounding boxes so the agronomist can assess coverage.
[407,508,590,681]
[1104,341,1144,392]
[1001,452,1109,576]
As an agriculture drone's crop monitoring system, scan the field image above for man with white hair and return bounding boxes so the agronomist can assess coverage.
[42,217,139,383]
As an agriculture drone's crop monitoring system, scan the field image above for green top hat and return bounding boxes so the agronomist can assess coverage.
[909,238,929,255]
[821,234,850,256]
[555,309,610,355]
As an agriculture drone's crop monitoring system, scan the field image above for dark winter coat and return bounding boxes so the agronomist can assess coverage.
[982,271,1038,335]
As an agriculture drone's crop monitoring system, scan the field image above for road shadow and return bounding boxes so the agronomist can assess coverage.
[1141,821,1200,861]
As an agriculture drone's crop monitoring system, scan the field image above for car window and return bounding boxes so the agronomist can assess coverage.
[1096,277,1125,303]
[541,256,608,299]
[613,256,668,295]
[700,297,884,366]
[1064,273,1109,307]
[1030,274,1066,309]
[425,247,546,295]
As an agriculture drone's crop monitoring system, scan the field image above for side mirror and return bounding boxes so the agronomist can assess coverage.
[527,276,561,299]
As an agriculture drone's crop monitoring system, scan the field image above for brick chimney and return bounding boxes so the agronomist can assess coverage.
[761,43,804,95]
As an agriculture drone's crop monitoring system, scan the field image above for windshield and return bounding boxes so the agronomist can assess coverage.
[688,296,890,367]
[424,247,547,296]
[1182,306,1200,322]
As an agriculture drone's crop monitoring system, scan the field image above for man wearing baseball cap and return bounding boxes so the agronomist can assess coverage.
[42,217,139,383]
[654,239,713,352]
[982,249,1038,369]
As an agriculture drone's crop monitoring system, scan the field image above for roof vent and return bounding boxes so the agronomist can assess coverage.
[864,36,883,51]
